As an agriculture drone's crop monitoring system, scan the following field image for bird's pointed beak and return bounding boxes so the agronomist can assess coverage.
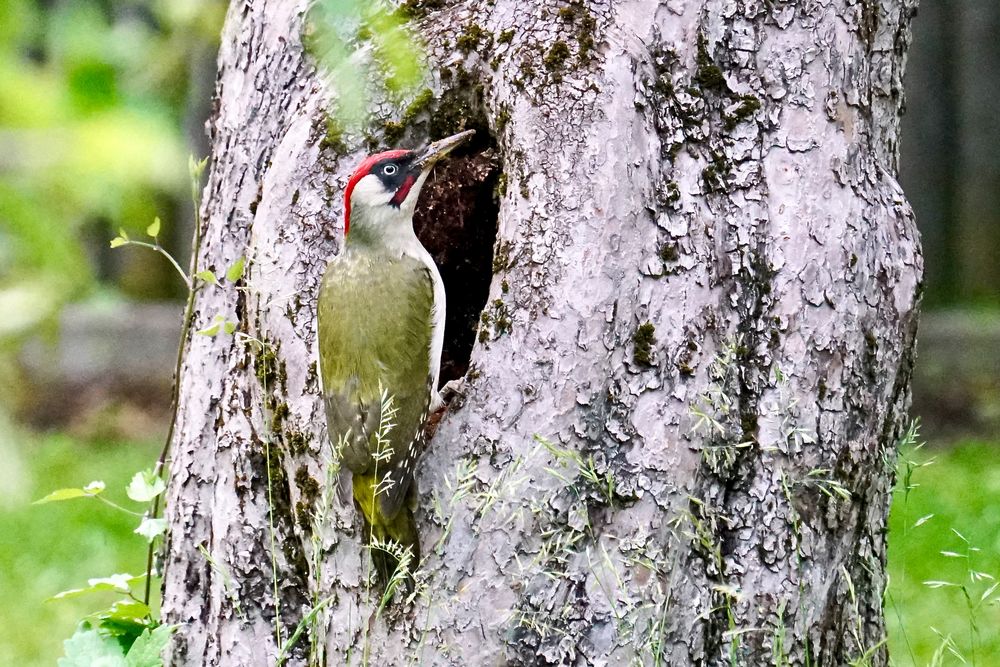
[413,130,476,170]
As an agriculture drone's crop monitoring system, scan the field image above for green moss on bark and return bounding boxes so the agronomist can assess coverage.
[633,322,657,366]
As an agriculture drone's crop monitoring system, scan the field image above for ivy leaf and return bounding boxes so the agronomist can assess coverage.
[119,228,130,241]
[58,622,127,667]
[34,481,105,504]
[195,270,218,286]
[146,217,161,238]
[134,517,168,543]
[126,471,166,503]
[225,256,246,283]
[223,320,237,335]
[110,237,128,249]
[125,625,176,667]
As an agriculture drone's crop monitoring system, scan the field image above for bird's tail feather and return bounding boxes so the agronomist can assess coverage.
[352,472,419,591]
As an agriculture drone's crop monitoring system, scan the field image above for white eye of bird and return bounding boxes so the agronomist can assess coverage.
[383,164,398,176]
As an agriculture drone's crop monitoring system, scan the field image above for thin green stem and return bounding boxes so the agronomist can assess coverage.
[276,593,337,665]
[94,495,146,517]
[142,168,205,607]
[123,240,193,290]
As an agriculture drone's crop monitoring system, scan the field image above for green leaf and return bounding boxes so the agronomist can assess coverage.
[134,517,168,543]
[225,256,246,282]
[88,600,152,649]
[100,599,152,624]
[196,321,221,336]
[58,623,127,667]
[126,471,166,503]
[223,320,237,335]
[197,314,226,336]
[96,618,150,652]
[146,217,161,238]
[92,573,142,590]
[50,574,141,602]
[34,488,88,504]
[189,155,209,180]
[194,270,218,286]
[34,481,104,504]
[125,625,176,667]
[110,237,128,248]
[85,480,107,494]
[119,228,130,241]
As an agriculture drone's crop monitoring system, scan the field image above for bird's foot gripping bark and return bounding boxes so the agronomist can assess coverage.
[425,377,467,440]
[439,377,467,406]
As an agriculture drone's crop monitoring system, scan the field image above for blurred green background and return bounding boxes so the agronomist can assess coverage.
[0,0,997,665]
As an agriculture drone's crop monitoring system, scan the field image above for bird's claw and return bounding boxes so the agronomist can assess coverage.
[423,377,469,441]
[440,377,467,405]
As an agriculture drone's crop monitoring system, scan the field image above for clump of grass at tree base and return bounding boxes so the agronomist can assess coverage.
[7,426,998,663]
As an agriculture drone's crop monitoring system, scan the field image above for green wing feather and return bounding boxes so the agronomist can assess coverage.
[317,250,435,522]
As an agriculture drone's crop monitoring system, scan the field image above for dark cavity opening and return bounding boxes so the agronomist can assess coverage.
[413,130,500,387]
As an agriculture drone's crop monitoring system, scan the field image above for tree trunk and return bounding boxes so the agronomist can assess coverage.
[162,1,922,665]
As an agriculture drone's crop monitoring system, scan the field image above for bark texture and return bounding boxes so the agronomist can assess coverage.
[162,1,922,665]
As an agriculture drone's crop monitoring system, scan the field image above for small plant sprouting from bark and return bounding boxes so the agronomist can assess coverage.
[110,217,191,290]
[427,434,673,663]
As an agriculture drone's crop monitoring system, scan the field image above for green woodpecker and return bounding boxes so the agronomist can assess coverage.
[317,130,474,583]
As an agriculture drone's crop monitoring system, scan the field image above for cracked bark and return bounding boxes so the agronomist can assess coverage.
[162,1,922,665]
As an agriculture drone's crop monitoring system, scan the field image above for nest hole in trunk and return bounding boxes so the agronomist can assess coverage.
[412,130,500,387]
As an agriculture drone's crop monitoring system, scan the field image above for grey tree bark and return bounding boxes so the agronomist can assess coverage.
[161,1,923,666]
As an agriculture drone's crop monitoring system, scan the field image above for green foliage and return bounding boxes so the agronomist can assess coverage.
[121,625,176,667]
[0,0,224,340]
[305,0,426,132]
[0,434,161,666]
[225,256,246,283]
[126,471,166,503]
[58,623,127,667]
[28,445,171,664]
[58,622,174,667]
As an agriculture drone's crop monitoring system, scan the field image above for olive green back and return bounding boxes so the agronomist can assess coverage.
[317,249,435,519]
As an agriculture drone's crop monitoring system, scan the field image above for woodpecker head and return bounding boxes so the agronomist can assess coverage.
[343,130,475,239]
